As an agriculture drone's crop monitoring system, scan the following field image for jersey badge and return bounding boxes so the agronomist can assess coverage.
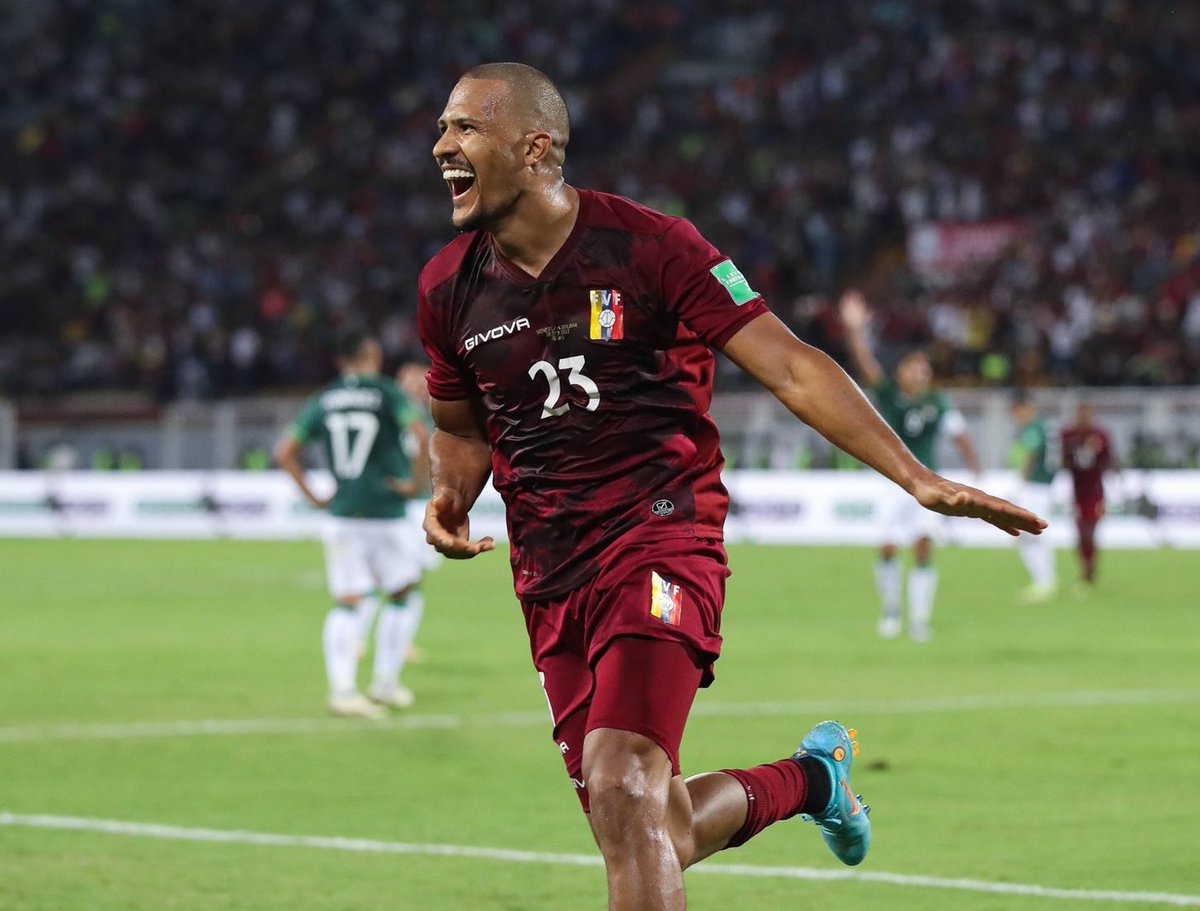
[651,498,675,517]
[650,571,683,626]
[710,259,758,306]
[589,289,625,341]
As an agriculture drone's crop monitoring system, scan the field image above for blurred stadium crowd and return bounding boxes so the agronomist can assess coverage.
[2,0,1199,401]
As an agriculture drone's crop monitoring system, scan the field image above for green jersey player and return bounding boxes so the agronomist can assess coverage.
[275,330,429,718]
[840,291,981,641]
[1009,391,1057,602]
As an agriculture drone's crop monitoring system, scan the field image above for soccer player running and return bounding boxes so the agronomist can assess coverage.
[1060,402,1116,583]
[1009,391,1058,601]
[275,330,429,718]
[839,290,982,641]
[419,63,1044,911]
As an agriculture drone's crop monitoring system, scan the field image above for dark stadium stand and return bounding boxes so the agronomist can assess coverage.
[2,0,1198,400]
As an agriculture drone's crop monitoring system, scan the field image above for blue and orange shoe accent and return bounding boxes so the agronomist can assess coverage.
[794,720,871,866]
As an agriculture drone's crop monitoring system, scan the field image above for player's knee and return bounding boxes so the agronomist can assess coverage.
[584,736,671,849]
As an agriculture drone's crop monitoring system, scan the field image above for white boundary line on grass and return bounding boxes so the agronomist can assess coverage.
[1,688,1199,744]
[2,812,1198,907]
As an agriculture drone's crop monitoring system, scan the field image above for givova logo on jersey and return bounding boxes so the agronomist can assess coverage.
[464,317,531,351]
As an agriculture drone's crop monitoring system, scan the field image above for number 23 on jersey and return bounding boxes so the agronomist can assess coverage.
[528,355,600,419]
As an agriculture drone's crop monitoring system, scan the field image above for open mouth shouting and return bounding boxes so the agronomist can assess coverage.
[443,166,476,201]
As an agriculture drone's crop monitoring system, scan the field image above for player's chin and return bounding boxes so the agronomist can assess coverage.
[450,199,485,232]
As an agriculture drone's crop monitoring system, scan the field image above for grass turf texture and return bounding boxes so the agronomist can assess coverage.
[1,538,1197,911]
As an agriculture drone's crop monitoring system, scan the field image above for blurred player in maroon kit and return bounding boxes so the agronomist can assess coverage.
[1060,403,1116,583]
[418,62,1046,911]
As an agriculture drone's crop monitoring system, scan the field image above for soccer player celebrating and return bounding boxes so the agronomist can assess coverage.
[419,63,1044,911]
[839,290,982,640]
[275,330,428,718]
[1009,391,1057,601]
[1060,402,1116,583]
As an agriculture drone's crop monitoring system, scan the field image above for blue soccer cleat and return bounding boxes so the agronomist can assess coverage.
[794,720,871,865]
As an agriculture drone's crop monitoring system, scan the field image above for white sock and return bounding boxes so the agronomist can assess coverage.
[323,606,361,696]
[1034,536,1057,588]
[354,594,380,657]
[907,566,938,629]
[874,559,903,621]
[372,598,421,690]
[399,590,425,656]
[1019,535,1056,588]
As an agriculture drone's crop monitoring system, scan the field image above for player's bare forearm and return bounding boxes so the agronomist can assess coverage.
[955,433,983,476]
[409,420,432,492]
[273,436,327,509]
[426,398,495,558]
[429,427,492,509]
[723,313,1047,536]
[838,290,883,386]
[725,314,928,491]
[842,328,882,387]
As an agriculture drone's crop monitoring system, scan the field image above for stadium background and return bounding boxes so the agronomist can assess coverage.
[2,2,1198,910]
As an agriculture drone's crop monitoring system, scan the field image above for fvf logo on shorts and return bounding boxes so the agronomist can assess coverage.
[649,571,683,626]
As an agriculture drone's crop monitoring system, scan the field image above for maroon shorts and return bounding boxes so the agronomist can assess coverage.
[520,536,728,811]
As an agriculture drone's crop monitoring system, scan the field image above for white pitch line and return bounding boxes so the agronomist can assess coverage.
[2,812,1197,907]
[2,689,1198,745]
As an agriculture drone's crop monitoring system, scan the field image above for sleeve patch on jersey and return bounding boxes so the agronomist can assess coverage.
[650,571,683,626]
[589,289,625,340]
[710,259,758,306]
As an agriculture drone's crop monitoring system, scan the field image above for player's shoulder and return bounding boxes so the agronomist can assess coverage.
[581,189,686,237]
[420,231,486,298]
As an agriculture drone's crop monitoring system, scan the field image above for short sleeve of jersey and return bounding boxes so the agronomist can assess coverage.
[288,395,324,443]
[418,279,474,401]
[659,219,769,348]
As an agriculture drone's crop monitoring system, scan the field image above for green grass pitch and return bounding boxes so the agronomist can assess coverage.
[1,537,1197,910]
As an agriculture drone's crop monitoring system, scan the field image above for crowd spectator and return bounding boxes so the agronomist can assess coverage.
[1,0,1197,401]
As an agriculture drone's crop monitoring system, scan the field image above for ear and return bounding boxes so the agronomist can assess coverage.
[523,130,554,168]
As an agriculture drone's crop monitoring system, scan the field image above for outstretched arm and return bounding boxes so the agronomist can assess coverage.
[424,397,496,558]
[838,289,884,388]
[722,313,1046,536]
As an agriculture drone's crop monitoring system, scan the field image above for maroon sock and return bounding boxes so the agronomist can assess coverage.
[722,757,828,848]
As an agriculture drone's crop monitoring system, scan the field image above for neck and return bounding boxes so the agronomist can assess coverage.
[490,181,579,278]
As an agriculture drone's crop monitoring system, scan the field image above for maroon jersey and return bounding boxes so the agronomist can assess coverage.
[1060,426,1113,505]
[419,190,769,599]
